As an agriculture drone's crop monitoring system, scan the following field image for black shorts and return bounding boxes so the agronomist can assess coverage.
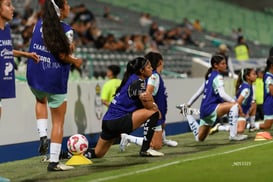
[101,114,133,140]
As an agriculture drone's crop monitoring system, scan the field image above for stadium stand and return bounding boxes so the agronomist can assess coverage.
[11,0,273,79]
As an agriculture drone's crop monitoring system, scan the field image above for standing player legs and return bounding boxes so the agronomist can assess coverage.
[35,98,49,155]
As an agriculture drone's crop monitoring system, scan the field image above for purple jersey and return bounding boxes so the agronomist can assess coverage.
[200,70,224,118]
[263,72,273,115]
[236,82,253,114]
[27,20,71,94]
[0,24,15,98]
[103,74,146,120]
[147,71,167,125]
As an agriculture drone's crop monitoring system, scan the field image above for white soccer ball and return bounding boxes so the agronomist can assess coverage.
[67,134,89,155]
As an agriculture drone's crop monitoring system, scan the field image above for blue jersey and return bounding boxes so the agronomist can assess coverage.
[103,74,146,120]
[0,24,15,98]
[147,71,167,125]
[200,70,224,118]
[236,82,253,114]
[26,20,71,94]
[263,72,273,115]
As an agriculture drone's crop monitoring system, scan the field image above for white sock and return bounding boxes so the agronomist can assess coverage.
[218,124,230,131]
[162,129,167,141]
[50,143,61,163]
[127,135,143,146]
[254,122,260,130]
[229,104,238,137]
[186,115,199,141]
[249,116,255,127]
[37,119,48,138]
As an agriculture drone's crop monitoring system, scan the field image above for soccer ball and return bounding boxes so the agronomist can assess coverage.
[67,134,89,155]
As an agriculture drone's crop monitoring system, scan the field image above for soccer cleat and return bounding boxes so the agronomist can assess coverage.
[249,126,257,132]
[139,148,164,157]
[229,134,248,141]
[47,162,74,172]
[38,136,49,155]
[209,123,220,135]
[176,104,200,116]
[163,139,178,147]
[119,133,129,152]
[59,150,72,160]
[41,155,50,163]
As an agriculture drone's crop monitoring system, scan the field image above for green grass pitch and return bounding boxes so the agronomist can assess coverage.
[1,131,273,182]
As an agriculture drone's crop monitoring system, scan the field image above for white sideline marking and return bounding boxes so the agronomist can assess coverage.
[90,141,273,182]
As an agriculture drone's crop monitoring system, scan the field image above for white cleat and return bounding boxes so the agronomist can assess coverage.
[119,133,129,152]
[209,123,220,135]
[163,139,178,147]
[229,134,248,141]
[140,148,164,157]
[47,162,74,171]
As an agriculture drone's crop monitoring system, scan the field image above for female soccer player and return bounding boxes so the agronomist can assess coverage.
[184,54,246,141]
[0,0,39,120]
[84,57,162,158]
[26,0,82,171]
[255,57,273,130]
[235,68,257,134]
[119,52,177,152]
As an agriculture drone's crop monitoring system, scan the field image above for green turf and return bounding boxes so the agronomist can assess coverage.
[1,131,272,182]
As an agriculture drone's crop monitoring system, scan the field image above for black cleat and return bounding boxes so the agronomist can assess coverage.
[47,162,74,172]
[59,150,72,160]
[139,149,164,157]
[38,136,49,155]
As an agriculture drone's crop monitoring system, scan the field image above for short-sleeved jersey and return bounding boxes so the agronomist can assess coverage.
[200,70,224,118]
[26,19,72,94]
[101,78,121,104]
[236,82,253,114]
[0,24,15,98]
[147,71,167,125]
[103,74,146,120]
[263,72,273,115]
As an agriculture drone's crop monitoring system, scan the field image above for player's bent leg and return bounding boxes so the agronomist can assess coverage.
[94,137,114,158]
[119,133,130,152]
[150,127,163,150]
[237,119,246,134]
[187,115,199,141]
[198,125,210,141]
[259,119,273,130]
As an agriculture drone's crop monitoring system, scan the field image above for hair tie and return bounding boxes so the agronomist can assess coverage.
[51,0,60,17]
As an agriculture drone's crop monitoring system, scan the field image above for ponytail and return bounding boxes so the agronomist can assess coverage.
[205,67,213,80]
[235,68,253,95]
[42,0,71,58]
[205,54,225,80]
[115,57,149,95]
[264,56,273,73]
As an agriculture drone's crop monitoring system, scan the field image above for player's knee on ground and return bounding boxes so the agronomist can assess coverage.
[261,121,273,130]
[198,135,206,142]
[150,130,163,150]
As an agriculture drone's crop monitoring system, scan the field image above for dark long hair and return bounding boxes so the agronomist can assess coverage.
[144,51,163,70]
[205,54,226,80]
[235,68,253,95]
[42,0,71,58]
[264,56,273,73]
[115,57,149,94]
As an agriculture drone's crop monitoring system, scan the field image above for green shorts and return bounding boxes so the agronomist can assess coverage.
[199,110,218,127]
[264,115,273,120]
[30,87,67,108]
